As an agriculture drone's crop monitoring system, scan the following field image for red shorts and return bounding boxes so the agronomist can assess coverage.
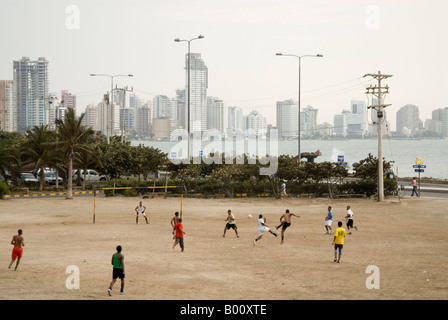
[12,246,23,260]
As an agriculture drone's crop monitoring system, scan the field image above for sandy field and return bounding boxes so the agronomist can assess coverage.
[0,194,447,300]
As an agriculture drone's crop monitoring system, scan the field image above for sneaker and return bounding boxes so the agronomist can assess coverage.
[253,240,256,245]
[108,288,112,296]
[273,233,278,237]
[354,226,358,231]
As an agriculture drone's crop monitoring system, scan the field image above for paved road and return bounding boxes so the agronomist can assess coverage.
[397,182,448,199]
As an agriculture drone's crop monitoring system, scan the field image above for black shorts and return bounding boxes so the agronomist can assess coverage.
[175,237,184,249]
[347,219,353,228]
[113,268,125,280]
[282,222,291,230]
[226,223,237,230]
[334,244,343,250]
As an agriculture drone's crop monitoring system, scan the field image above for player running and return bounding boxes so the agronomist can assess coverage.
[171,212,180,239]
[345,205,358,234]
[325,206,333,234]
[253,214,278,245]
[108,245,125,295]
[332,221,346,263]
[276,209,300,244]
[172,218,185,252]
[8,229,25,271]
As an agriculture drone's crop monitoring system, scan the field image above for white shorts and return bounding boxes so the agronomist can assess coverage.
[258,227,269,236]
[325,219,332,227]
[137,211,146,216]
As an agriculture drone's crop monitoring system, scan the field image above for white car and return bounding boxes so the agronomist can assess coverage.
[72,169,107,182]
[20,173,39,184]
[38,172,63,185]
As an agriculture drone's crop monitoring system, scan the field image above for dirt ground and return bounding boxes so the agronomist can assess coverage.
[0,195,447,300]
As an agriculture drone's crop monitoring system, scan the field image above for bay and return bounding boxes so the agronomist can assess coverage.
[130,138,448,180]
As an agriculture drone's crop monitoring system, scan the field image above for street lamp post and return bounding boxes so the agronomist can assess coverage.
[276,53,323,159]
[90,73,133,142]
[174,35,204,161]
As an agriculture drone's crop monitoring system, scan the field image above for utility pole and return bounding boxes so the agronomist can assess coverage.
[364,71,393,202]
[114,85,133,143]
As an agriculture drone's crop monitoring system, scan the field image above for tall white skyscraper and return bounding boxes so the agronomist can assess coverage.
[244,110,267,135]
[13,57,49,133]
[153,95,177,129]
[396,104,422,136]
[207,96,224,133]
[276,99,298,139]
[432,107,448,137]
[227,106,244,132]
[0,80,15,132]
[185,53,208,133]
[301,105,318,137]
[61,90,77,115]
[82,104,97,130]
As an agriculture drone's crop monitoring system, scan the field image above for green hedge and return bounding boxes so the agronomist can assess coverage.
[0,181,10,199]
[101,177,397,198]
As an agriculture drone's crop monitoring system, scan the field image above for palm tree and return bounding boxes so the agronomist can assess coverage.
[0,132,22,181]
[20,125,57,191]
[52,108,95,199]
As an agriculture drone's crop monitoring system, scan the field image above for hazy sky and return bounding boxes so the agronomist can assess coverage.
[1,0,447,131]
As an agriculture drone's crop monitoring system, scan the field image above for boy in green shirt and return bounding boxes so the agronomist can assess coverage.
[108,245,125,295]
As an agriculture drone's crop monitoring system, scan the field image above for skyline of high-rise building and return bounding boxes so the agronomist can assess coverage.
[2,54,447,139]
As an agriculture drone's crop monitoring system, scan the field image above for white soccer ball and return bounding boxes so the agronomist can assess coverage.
[248,214,252,219]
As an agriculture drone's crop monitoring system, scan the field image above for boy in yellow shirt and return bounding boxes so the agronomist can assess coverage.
[331,221,346,263]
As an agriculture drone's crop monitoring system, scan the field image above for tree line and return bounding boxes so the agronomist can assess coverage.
[0,109,396,199]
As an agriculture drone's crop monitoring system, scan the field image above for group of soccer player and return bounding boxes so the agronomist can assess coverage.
[6,200,358,296]
[325,205,358,263]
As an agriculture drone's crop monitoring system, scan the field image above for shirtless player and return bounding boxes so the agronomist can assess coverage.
[276,209,300,244]
[9,229,25,271]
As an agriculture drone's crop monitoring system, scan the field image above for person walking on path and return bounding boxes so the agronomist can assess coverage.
[280,182,287,200]
[411,177,419,197]
[108,245,125,296]
[9,229,25,271]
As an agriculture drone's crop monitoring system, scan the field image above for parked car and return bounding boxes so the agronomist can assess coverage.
[72,169,107,182]
[39,172,63,185]
[20,173,39,184]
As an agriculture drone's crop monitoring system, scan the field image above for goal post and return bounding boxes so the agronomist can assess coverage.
[92,185,179,224]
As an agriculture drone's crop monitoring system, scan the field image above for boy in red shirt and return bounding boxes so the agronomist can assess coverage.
[172,218,185,252]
